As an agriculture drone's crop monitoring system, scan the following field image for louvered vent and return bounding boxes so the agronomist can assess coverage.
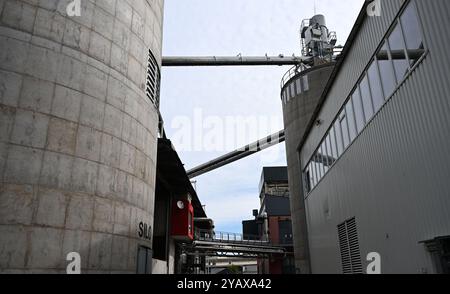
[338,218,363,274]
[146,50,161,108]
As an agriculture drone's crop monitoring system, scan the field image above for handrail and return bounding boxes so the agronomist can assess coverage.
[195,229,270,246]
[280,64,309,90]
[280,48,343,90]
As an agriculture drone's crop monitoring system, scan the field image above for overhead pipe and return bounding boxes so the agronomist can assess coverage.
[162,55,310,67]
[187,130,285,179]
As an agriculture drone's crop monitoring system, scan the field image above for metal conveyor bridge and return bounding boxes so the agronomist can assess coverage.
[182,230,287,258]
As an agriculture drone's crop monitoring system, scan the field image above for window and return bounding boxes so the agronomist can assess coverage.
[279,221,293,246]
[316,150,323,179]
[311,161,317,188]
[359,75,374,122]
[334,121,344,157]
[312,161,319,184]
[368,60,384,113]
[321,141,329,173]
[296,78,302,94]
[303,75,309,91]
[290,83,296,99]
[316,161,321,187]
[309,163,314,190]
[400,2,424,66]
[339,111,350,149]
[137,246,152,274]
[377,42,397,99]
[305,166,311,192]
[346,98,357,142]
[388,22,409,83]
[329,126,338,160]
[352,88,365,133]
[338,218,363,274]
[146,50,161,108]
[326,134,335,166]
[319,149,325,179]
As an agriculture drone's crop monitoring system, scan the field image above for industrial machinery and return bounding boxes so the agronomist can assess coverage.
[300,14,337,60]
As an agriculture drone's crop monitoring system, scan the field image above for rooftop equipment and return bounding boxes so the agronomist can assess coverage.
[300,14,337,60]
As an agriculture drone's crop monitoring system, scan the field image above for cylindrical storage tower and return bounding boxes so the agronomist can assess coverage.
[0,0,164,273]
[281,63,334,274]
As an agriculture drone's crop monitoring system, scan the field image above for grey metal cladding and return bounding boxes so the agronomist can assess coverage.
[301,0,405,167]
[303,0,450,274]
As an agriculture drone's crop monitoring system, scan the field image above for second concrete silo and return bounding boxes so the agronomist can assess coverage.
[280,14,336,273]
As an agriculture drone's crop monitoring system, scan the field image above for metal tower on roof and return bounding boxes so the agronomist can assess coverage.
[300,14,337,60]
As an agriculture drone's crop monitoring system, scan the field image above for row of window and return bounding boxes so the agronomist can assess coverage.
[281,75,310,105]
[304,1,425,194]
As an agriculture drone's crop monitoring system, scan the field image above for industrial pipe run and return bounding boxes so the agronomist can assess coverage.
[162,56,310,67]
[187,130,285,179]
[163,55,296,178]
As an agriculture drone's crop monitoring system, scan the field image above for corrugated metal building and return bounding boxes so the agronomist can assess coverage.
[289,0,450,274]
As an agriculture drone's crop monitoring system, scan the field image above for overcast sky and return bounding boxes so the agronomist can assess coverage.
[160,0,364,233]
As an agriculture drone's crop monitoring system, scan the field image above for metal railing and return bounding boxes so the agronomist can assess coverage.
[195,229,270,246]
[300,19,310,57]
[328,31,337,45]
[280,46,343,90]
[280,64,310,89]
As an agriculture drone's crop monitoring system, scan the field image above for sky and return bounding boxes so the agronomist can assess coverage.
[160,0,364,233]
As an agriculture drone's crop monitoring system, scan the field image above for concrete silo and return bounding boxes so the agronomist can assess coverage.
[0,0,164,273]
[280,15,336,273]
[281,64,334,273]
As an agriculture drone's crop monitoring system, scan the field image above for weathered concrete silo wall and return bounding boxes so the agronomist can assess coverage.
[0,0,164,273]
